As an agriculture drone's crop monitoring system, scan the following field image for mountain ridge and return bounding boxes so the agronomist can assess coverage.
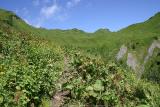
[0,8,160,34]
[0,8,160,80]
[0,8,160,107]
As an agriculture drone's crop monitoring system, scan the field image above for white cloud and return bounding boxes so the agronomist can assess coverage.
[33,0,81,28]
[40,3,60,18]
[24,19,33,26]
[66,0,81,8]
[24,19,29,24]
[34,23,41,28]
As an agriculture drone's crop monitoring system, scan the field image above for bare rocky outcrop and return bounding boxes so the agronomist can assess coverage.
[116,40,160,75]
[116,45,139,71]
[144,40,160,64]
[116,45,127,60]
[138,40,160,78]
[127,53,139,71]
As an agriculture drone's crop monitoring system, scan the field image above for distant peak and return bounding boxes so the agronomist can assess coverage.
[0,8,15,15]
[71,28,80,31]
[154,12,160,17]
[70,28,85,33]
[148,12,160,21]
[0,8,21,21]
[95,28,111,33]
[155,12,160,15]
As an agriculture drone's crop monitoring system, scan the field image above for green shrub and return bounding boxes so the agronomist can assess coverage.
[62,53,160,106]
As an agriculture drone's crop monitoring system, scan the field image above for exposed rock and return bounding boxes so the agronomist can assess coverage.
[116,45,139,72]
[116,40,160,77]
[127,53,138,71]
[116,45,127,60]
[144,40,160,64]
[138,40,160,78]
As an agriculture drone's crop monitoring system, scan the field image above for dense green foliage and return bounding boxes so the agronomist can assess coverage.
[63,54,160,106]
[0,29,64,106]
[143,49,160,83]
[0,8,160,106]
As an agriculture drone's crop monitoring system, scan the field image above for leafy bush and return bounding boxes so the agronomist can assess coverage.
[0,31,63,106]
[0,22,160,107]
[143,49,160,84]
[63,53,160,107]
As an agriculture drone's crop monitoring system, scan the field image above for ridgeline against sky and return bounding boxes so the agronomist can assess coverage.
[0,1,160,106]
[0,0,160,32]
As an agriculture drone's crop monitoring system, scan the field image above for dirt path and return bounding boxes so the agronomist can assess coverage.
[51,54,75,107]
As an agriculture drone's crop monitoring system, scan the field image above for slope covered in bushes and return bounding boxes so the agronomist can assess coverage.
[0,8,160,106]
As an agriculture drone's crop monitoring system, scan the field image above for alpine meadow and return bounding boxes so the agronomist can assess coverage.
[0,1,160,107]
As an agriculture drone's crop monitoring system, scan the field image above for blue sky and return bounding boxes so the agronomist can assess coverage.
[0,0,160,32]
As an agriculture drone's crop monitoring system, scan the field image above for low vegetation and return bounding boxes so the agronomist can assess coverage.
[0,9,160,107]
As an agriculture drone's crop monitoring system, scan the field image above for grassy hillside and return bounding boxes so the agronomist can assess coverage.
[0,8,160,107]
[0,8,159,54]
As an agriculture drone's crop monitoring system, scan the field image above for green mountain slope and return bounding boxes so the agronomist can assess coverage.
[0,8,160,70]
[0,8,160,107]
[120,12,160,33]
